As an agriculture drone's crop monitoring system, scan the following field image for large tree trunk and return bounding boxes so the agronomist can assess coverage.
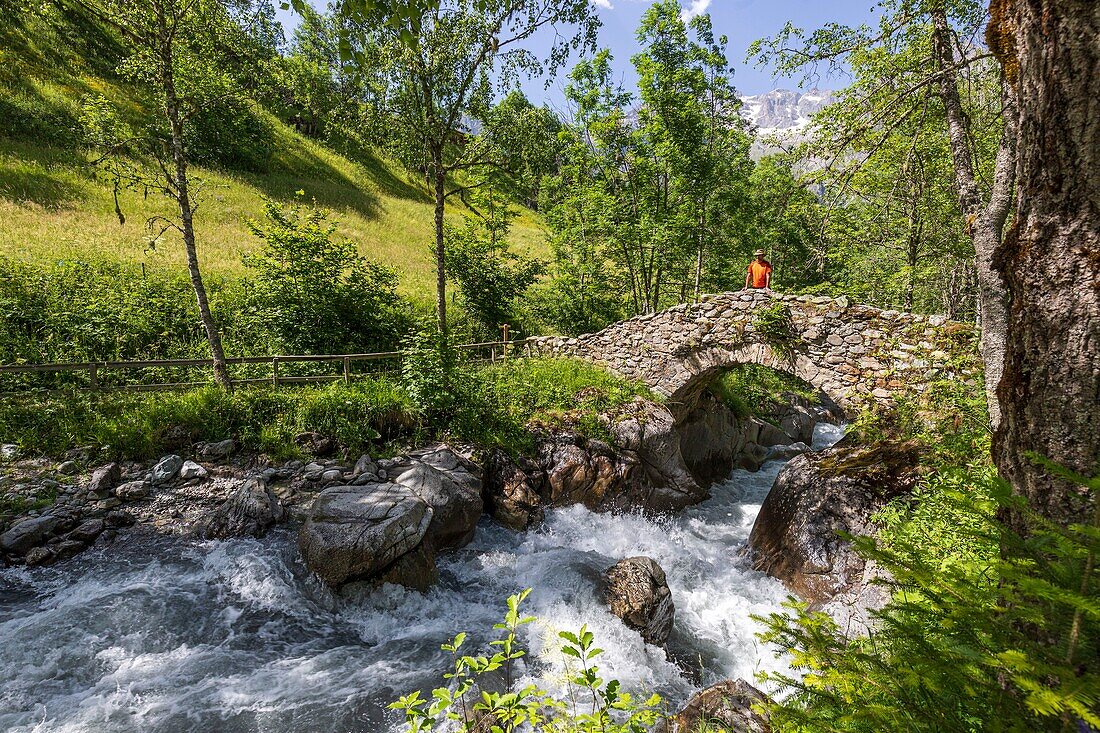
[160,30,232,391]
[931,6,1015,430]
[989,0,1099,528]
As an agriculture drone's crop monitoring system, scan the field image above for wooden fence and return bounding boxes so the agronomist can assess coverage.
[0,339,531,393]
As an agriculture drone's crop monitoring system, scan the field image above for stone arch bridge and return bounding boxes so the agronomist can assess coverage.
[526,290,976,415]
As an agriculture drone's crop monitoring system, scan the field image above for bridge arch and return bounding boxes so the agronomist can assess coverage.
[654,343,835,414]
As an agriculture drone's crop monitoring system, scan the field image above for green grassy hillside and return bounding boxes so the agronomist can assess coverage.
[0,132,548,300]
[0,4,547,301]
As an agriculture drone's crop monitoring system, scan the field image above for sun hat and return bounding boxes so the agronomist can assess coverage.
[754,249,766,256]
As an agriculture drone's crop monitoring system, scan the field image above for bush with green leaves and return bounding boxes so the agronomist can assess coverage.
[0,257,211,384]
[755,467,1098,733]
[445,186,545,341]
[243,196,411,355]
[401,330,466,422]
[390,589,665,733]
[707,363,820,419]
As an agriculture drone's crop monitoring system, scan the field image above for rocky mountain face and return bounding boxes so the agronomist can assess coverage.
[740,87,836,159]
[740,87,836,134]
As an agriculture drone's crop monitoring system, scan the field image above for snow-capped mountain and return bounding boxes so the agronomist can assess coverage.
[739,88,836,158]
[740,87,836,134]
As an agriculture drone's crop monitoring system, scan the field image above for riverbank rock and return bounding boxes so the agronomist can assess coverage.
[87,463,120,497]
[1,514,65,555]
[294,432,337,457]
[298,445,482,589]
[197,439,236,460]
[669,679,770,733]
[483,452,544,531]
[610,400,705,510]
[151,455,184,483]
[299,483,431,587]
[604,556,675,646]
[747,440,923,616]
[389,446,483,549]
[482,402,703,523]
[193,478,285,539]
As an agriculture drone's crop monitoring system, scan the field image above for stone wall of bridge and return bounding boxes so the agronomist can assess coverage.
[525,290,977,415]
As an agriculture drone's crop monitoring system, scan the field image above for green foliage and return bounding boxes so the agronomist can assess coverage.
[243,196,410,354]
[849,374,991,469]
[0,485,57,520]
[185,97,276,173]
[748,0,1000,318]
[755,469,1099,733]
[401,330,464,421]
[0,380,414,459]
[452,357,654,454]
[0,257,208,373]
[390,589,665,733]
[445,185,545,339]
[709,363,819,419]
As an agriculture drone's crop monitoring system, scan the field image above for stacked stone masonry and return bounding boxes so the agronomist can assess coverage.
[526,290,974,413]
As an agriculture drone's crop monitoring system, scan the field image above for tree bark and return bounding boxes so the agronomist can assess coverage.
[432,150,448,338]
[159,16,232,391]
[989,0,1099,528]
[931,5,1015,430]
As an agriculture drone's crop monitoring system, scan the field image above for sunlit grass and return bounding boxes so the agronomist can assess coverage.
[0,127,548,302]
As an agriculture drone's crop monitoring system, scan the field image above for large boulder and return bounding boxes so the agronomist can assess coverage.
[669,679,770,733]
[747,441,922,609]
[390,446,483,549]
[611,400,706,511]
[151,455,184,483]
[603,556,675,646]
[481,399,709,523]
[299,483,433,587]
[298,446,483,589]
[1,514,65,555]
[193,478,286,539]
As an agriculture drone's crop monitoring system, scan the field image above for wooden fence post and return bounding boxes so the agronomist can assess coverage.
[343,356,350,384]
[272,357,280,387]
[89,363,98,390]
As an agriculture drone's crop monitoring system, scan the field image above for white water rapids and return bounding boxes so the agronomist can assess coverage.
[0,424,844,732]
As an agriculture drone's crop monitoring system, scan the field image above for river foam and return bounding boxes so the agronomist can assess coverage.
[0,423,844,732]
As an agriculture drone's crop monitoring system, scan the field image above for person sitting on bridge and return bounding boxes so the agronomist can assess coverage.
[744,249,773,290]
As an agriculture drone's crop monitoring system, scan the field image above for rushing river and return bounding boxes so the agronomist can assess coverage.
[0,423,844,733]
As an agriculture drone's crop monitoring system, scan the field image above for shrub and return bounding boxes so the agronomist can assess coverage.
[243,196,411,355]
[450,357,655,454]
[751,301,797,358]
[390,589,665,733]
[445,186,544,340]
[0,257,211,389]
[707,363,820,419]
[185,97,276,173]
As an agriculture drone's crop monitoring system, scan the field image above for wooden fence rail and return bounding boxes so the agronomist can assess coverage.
[0,339,532,393]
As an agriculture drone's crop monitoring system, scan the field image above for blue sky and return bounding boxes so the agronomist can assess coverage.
[276,0,879,106]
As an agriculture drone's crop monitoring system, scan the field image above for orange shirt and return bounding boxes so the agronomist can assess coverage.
[747,259,772,288]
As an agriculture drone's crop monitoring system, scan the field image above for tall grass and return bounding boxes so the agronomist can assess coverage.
[0,358,653,460]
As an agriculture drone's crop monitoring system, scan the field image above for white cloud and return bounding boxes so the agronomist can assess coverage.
[591,0,614,8]
[681,0,712,20]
